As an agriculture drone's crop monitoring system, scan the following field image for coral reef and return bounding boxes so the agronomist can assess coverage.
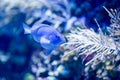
[0,0,119,80]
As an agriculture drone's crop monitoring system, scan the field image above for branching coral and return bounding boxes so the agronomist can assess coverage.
[61,7,120,66]
[103,6,120,50]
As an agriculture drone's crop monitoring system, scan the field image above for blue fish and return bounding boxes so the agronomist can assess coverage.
[23,23,65,55]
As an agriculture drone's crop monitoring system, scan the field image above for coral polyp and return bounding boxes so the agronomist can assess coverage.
[61,7,120,66]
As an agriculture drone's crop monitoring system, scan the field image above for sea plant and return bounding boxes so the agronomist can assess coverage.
[61,7,120,66]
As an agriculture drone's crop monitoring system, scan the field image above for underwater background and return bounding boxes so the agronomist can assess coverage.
[0,0,120,80]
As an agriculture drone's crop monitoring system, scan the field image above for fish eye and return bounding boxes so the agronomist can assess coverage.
[50,34,60,40]
[49,34,61,43]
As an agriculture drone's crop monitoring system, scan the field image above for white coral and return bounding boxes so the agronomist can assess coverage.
[103,6,120,50]
[61,28,118,65]
[61,7,120,65]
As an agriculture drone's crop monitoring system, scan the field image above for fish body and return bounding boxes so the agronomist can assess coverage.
[23,24,65,55]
